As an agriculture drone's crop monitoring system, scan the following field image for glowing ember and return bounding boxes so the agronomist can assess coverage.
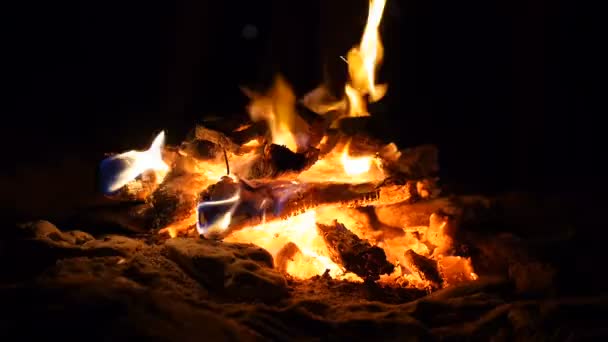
[99,131,169,195]
[224,209,361,280]
[341,140,374,176]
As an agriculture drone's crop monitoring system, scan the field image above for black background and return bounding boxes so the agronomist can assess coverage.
[7,0,602,197]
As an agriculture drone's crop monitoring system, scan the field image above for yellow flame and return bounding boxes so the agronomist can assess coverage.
[340,140,373,176]
[224,209,360,280]
[344,0,388,116]
[242,139,260,147]
[245,75,299,152]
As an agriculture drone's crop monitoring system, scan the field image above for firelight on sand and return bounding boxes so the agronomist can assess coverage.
[99,131,169,195]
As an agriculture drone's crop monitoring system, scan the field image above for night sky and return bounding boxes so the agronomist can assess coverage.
[8,0,601,196]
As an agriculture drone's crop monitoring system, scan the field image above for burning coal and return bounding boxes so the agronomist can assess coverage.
[98,0,477,289]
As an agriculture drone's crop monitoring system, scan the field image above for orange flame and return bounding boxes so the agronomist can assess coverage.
[245,75,299,152]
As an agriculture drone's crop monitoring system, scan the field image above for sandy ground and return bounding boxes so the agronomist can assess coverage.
[5,158,608,340]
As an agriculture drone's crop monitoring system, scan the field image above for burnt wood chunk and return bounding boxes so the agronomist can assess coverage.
[247,144,320,179]
[403,249,444,289]
[316,220,394,282]
[107,170,161,202]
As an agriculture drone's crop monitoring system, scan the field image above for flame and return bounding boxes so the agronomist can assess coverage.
[99,131,170,194]
[297,145,384,184]
[344,0,388,117]
[245,75,299,152]
[224,209,361,280]
[340,140,373,176]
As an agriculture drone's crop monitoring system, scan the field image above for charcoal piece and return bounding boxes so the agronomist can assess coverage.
[316,220,394,282]
[146,174,198,230]
[403,249,444,289]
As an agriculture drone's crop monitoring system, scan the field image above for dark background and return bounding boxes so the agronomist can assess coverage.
[7,0,603,217]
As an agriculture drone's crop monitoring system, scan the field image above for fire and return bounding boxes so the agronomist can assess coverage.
[296,139,384,184]
[244,75,299,152]
[224,209,361,280]
[341,140,374,176]
[102,0,480,291]
[99,131,170,195]
[344,0,388,116]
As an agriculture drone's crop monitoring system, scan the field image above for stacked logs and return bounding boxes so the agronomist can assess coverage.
[108,111,446,283]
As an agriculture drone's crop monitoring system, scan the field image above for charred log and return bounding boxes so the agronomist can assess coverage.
[379,144,439,180]
[316,220,394,282]
[194,125,240,153]
[403,249,443,289]
[229,121,268,146]
[106,170,162,202]
[247,144,320,179]
[207,178,438,236]
[145,173,200,230]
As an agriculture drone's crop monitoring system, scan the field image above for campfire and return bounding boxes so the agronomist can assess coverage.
[98,0,477,290]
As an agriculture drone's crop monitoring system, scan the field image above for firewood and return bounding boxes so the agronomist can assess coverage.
[105,170,161,202]
[229,121,268,146]
[145,173,202,230]
[199,177,438,238]
[316,220,394,282]
[194,125,240,153]
[379,144,439,179]
[247,144,320,179]
[403,249,444,289]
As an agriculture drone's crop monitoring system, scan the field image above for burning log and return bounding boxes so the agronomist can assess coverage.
[196,176,439,238]
[105,170,162,202]
[316,220,394,282]
[403,249,444,289]
[145,173,202,230]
